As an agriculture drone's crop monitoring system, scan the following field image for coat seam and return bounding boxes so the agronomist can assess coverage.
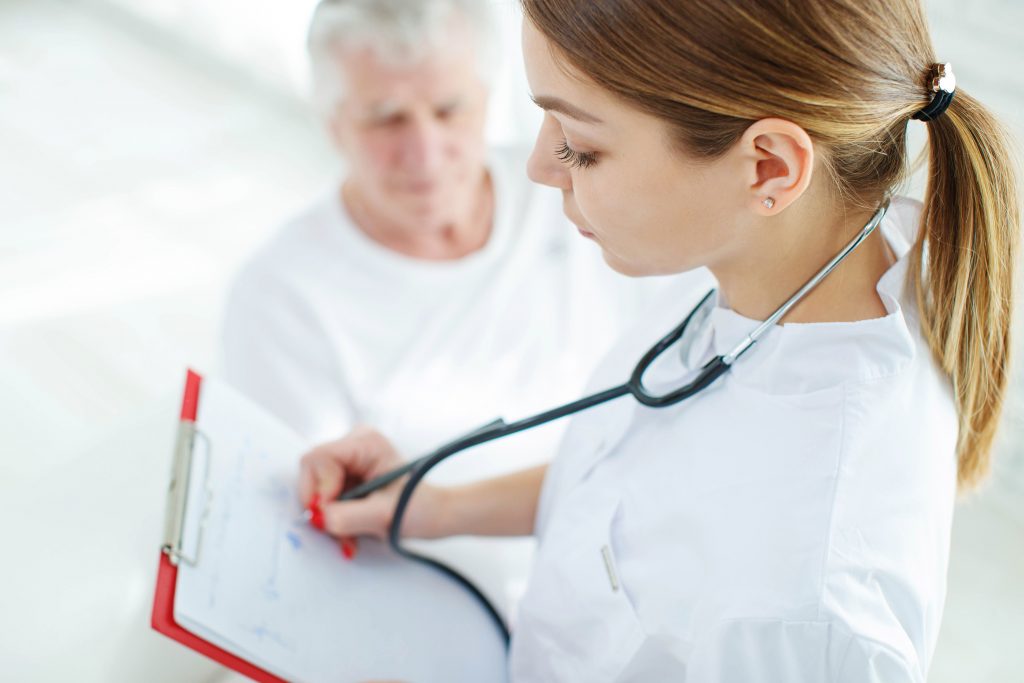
[815,382,848,622]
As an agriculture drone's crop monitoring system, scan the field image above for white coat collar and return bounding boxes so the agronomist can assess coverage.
[705,199,921,394]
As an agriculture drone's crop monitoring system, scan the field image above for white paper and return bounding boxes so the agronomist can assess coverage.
[173,378,508,683]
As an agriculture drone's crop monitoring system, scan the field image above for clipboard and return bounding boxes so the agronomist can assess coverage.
[152,369,285,682]
[151,369,509,683]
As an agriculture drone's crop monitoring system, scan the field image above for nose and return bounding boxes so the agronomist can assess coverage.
[527,113,572,191]
[399,113,444,175]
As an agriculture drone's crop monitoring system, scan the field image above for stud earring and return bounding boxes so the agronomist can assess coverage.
[763,197,775,209]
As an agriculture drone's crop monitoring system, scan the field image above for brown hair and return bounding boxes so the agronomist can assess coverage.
[523,0,1020,488]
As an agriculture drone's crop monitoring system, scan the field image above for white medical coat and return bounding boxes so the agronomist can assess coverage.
[509,197,958,682]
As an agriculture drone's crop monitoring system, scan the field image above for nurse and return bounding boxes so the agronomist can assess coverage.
[299,0,1020,680]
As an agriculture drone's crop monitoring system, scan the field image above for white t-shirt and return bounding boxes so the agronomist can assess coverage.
[220,146,712,614]
[510,197,958,682]
[221,147,708,477]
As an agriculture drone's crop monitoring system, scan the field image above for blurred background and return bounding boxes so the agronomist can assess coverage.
[0,0,1021,680]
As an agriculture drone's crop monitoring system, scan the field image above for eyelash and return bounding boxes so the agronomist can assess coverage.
[555,139,598,169]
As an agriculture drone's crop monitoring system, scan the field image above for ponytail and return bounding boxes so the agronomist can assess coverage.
[911,90,1020,489]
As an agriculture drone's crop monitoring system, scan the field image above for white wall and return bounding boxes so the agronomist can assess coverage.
[86,0,542,148]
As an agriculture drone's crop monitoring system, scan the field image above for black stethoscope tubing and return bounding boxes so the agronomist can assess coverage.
[382,290,731,646]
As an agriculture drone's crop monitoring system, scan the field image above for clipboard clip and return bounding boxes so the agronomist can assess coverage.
[162,420,213,567]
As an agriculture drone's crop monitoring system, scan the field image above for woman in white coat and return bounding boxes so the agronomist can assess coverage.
[298,0,1020,680]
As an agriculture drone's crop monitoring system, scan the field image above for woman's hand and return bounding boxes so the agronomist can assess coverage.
[298,426,450,558]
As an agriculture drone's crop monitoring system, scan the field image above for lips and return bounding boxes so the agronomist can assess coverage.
[404,181,437,194]
[564,205,596,239]
[562,193,595,239]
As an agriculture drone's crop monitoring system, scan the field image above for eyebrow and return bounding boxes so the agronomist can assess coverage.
[367,101,402,119]
[530,94,603,124]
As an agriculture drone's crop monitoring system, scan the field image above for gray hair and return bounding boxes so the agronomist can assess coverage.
[307,0,499,116]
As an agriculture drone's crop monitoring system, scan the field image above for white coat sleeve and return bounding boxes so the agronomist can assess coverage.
[219,262,356,445]
[683,618,923,683]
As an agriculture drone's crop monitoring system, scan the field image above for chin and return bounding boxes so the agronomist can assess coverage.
[397,194,449,221]
[604,246,706,278]
[600,249,654,278]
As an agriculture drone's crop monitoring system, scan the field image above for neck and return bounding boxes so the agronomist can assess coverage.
[712,199,896,324]
[342,169,493,261]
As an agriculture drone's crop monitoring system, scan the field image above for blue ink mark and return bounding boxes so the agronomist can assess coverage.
[285,531,302,549]
[244,622,296,652]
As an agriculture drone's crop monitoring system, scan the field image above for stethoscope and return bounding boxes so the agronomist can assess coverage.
[360,200,891,646]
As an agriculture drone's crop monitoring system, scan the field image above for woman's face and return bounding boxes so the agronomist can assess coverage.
[522,20,751,277]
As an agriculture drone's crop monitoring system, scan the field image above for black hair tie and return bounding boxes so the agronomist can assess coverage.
[913,63,956,122]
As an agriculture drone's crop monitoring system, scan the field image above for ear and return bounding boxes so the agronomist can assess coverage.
[738,118,814,215]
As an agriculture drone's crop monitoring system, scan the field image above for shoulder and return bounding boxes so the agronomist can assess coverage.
[886,195,925,251]
[232,193,345,288]
[225,195,341,313]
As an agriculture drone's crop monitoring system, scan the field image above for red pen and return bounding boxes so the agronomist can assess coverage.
[304,494,358,560]
[306,493,326,531]
[340,537,358,560]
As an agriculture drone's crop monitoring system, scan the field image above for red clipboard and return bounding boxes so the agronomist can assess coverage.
[150,369,287,683]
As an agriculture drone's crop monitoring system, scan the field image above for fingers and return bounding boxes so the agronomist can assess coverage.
[297,457,318,506]
[298,427,403,555]
[315,456,346,500]
[343,425,401,478]
[296,458,311,507]
[298,445,347,506]
[321,497,390,540]
[298,426,398,507]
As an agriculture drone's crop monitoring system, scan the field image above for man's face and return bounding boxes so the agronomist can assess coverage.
[327,39,489,230]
